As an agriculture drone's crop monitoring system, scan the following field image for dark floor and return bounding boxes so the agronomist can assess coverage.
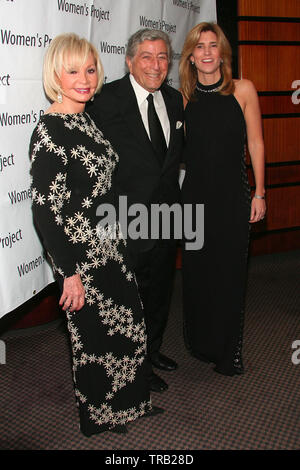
[0,250,300,450]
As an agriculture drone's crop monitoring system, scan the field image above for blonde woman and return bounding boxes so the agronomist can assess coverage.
[179,23,266,376]
[30,34,157,436]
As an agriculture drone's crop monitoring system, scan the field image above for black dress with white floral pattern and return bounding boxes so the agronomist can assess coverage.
[30,112,151,436]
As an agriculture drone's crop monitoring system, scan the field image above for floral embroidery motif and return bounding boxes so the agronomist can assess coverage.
[30,113,151,431]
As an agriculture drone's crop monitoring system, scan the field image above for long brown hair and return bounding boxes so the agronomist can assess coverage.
[179,22,234,101]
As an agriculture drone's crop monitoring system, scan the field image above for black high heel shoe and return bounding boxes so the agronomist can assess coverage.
[110,424,128,434]
[80,423,128,437]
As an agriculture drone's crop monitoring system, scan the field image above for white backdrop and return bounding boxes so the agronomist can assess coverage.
[0,0,216,318]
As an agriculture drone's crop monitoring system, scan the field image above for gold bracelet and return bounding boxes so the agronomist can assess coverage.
[254,194,265,199]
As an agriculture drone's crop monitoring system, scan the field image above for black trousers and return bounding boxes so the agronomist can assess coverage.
[130,240,177,363]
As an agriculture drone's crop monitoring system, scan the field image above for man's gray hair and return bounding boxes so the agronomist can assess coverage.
[126,28,172,62]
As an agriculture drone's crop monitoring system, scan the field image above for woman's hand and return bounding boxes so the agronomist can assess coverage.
[249,197,266,223]
[59,273,85,312]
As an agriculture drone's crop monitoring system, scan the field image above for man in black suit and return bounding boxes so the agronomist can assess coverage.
[88,29,184,392]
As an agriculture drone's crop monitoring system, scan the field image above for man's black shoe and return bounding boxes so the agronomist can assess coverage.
[110,424,128,434]
[149,372,168,392]
[142,405,165,418]
[151,353,178,371]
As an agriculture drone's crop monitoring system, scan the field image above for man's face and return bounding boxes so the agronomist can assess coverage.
[126,39,169,93]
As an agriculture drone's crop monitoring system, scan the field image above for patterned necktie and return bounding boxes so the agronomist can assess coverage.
[147,93,167,165]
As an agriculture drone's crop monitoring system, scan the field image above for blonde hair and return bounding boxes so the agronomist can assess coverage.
[43,33,104,102]
[179,22,234,102]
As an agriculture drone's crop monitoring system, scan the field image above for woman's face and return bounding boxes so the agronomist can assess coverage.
[58,52,98,111]
[190,30,222,79]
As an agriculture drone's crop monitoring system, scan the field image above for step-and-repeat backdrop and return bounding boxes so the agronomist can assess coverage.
[0,0,216,318]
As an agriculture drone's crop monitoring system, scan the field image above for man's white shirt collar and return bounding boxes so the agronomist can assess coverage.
[129,73,170,145]
[129,74,160,105]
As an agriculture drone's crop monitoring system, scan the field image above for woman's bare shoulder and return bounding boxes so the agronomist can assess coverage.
[234,78,257,94]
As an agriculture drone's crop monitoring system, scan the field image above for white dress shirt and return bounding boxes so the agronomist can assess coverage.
[129,74,170,146]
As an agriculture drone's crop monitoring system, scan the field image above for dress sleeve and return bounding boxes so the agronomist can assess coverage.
[30,117,79,278]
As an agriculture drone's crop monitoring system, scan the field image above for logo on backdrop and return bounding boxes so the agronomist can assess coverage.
[172,52,181,61]
[172,0,201,13]
[0,74,11,86]
[99,41,126,56]
[7,187,32,205]
[0,73,11,104]
[0,30,52,48]
[0,109,44,127]
[17,253,46,278]
[139,16,177,34]
[0,153,15,174]
[57,0,110,22]
[0,229,22,250]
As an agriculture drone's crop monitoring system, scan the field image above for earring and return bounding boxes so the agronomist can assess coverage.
[90,95,94,102]
[57,93,63,103]
[191,61,195,66]
[220,59,224,64]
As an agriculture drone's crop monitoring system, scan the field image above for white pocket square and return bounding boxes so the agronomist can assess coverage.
[176,121,183,129]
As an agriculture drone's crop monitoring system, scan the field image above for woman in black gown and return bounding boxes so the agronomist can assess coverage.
[179,23,266,376]
[30,34,155,436]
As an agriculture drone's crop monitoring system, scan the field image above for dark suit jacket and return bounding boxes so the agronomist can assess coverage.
[87,74,184,252]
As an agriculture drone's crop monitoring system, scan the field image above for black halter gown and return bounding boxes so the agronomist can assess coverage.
[182,77,251,376]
